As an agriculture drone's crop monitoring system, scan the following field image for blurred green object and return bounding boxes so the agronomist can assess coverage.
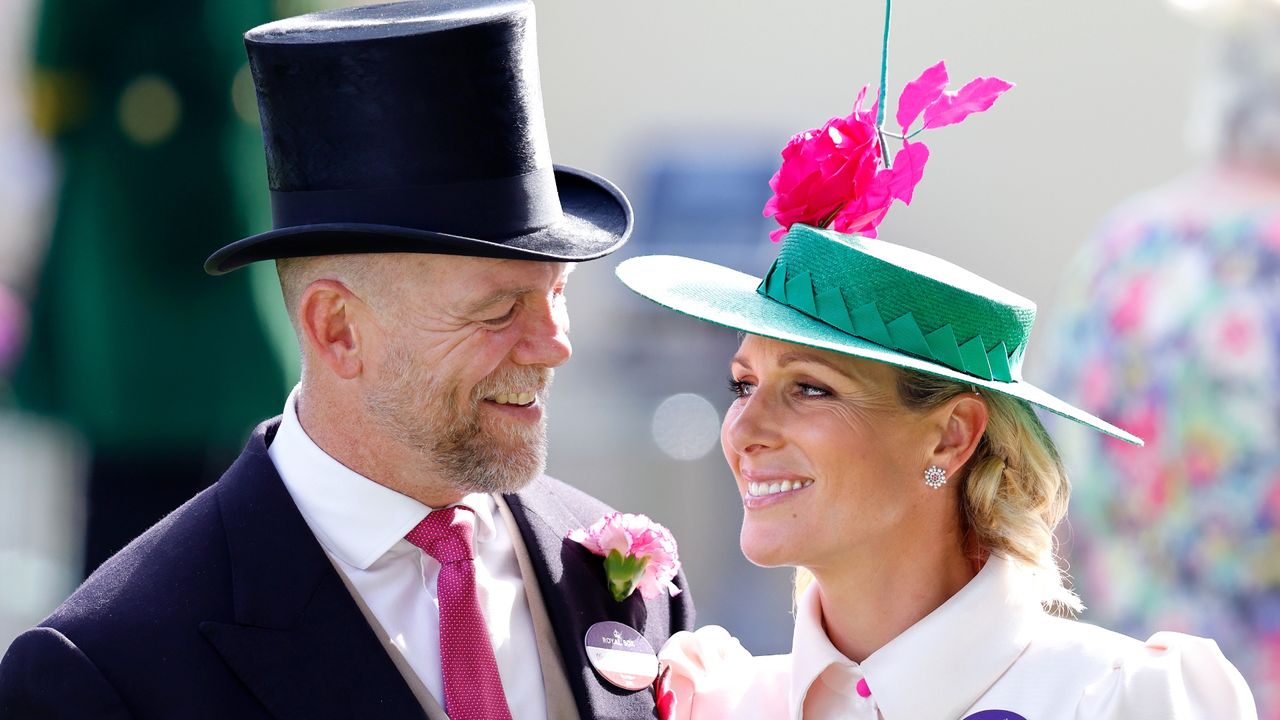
[13,0,298,570]
[16,0,293,450]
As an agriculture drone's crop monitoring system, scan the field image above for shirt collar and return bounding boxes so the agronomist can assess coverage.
[790,583,860,720]
[268,385,499,570]
[789,554,1040,720]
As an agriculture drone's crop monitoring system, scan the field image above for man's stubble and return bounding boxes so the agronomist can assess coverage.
[365,341,553,496]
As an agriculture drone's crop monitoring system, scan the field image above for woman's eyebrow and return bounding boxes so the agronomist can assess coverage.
[731,350,858,380]
[776,351,858,380]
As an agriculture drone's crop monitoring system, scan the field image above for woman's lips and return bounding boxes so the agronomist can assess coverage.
[740,471,814,510]
[745,478,814,497]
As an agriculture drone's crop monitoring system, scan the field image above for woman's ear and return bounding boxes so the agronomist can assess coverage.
[930,392,989,475]
[297,279,367,380]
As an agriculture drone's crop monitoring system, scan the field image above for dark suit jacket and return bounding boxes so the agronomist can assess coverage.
[0,419,695,719]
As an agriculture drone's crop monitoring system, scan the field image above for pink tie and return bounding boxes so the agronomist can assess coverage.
[405,506,513,720]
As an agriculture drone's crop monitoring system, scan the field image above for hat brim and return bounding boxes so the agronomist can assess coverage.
[204,166,632,275]
[617,255,1142,446]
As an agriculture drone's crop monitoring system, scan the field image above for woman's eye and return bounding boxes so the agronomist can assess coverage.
[728,378,755,398]
[797,383,831,397]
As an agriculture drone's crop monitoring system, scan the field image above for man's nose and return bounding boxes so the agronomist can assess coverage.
[511,295,572,367]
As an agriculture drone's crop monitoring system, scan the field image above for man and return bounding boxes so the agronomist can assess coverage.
[0,2,694,718]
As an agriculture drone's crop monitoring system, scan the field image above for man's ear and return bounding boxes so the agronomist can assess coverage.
[929,392,989,476]
[297,279,367,380]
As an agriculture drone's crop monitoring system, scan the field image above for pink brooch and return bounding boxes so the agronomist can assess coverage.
[568,512,683,602]
[764,60,1012,242]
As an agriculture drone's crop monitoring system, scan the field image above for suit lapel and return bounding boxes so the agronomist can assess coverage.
[495,495,579,720]
[504,479,659,720]
[198,420,426,720]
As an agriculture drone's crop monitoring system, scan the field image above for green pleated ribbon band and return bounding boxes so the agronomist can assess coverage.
[756,225,1036,383]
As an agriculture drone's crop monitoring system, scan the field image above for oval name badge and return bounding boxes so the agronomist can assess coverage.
[962,711,1028,720]
[584,621,659,691]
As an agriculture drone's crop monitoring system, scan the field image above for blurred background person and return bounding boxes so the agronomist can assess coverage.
[0,1,47,385]
[9,0,297,583]
[0,0,68,657]
[1044,0,1280,716]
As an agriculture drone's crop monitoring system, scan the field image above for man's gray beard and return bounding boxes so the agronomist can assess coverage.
[365,343,552,495]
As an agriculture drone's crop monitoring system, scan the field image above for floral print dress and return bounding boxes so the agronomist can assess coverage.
[1043,168,1280,719]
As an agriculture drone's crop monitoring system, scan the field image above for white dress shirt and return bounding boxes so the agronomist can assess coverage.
[268,386,548,719]
[659,553,1258,719]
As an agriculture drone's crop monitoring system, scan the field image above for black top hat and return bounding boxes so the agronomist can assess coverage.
[205,0,632,275]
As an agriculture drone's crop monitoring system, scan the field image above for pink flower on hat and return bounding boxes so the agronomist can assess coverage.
[764,61,1011,242]
[568,512,682,602]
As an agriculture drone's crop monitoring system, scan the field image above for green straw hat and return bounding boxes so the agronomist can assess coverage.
[616,223,1142,446]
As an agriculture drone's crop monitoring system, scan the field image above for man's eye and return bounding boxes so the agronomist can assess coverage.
[483,305,518,325]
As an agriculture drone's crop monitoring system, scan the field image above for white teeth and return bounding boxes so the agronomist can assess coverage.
[747,480,813,497]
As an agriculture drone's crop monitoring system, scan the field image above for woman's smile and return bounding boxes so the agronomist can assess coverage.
[741,469,816,509]
[742,480,815,509]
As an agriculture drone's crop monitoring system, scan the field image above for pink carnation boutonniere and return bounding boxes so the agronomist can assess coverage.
[764,60,1013,242]
[568,512,683,602]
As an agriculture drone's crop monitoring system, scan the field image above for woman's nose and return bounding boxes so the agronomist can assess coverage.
[722,392,780,456]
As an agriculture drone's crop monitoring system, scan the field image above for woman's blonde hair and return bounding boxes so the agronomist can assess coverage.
[795,367,1081,614]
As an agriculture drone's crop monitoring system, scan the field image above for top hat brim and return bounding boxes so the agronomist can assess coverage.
[616,254,1143,446]
[204,166,631,275]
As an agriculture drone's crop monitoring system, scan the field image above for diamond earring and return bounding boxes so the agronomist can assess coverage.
[924,465,947,489]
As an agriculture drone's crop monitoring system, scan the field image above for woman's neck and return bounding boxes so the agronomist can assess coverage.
[809,544,977,664]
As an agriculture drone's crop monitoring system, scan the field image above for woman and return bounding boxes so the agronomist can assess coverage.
[616,221,1259,718]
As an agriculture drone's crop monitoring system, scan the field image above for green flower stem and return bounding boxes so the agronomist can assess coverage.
[603,549,650,602]
[876,0,893,167]
[818,204,846,230]
[875,0,892,131]
[882,128,926,141]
